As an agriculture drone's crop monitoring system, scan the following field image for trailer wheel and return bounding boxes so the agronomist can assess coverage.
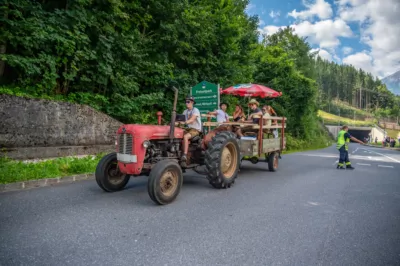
[205,131,240,189]
[148,160,183,205]
[268,152,279,172]
[95,152,130,192]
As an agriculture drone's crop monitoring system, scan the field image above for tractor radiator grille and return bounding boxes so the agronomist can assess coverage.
[118,133,133,154]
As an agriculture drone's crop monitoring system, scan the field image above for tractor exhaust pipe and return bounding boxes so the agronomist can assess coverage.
[169,86,179,143]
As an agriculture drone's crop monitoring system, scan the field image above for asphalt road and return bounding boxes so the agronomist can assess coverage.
[1,144,399,266]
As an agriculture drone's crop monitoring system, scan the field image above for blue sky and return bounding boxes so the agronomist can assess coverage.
[245,0,400,79]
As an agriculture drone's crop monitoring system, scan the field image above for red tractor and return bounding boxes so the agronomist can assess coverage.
[96,87,286,205]
[95,87,241,205]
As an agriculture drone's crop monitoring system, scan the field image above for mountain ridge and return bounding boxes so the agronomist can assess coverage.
[382,70,400,95]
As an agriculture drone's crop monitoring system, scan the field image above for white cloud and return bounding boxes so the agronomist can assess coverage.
[288,0,333,20]
[343,52,374,74]
[258,25,282,36]
[269,10,281,19]
[311,48,333,61]
[246,3,255,12]
[259,19,353,49]
[294,19,353,48]
[257,0,400,79]
[258,20,265,26]
[333,53,341,62]
[342,47,353,55]
[336,0,400,77]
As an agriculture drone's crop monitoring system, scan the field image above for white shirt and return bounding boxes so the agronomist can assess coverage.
[216,109,229,123]
[183,107,202,131]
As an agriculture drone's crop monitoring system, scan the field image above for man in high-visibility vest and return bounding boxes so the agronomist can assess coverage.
[337,125,365,169]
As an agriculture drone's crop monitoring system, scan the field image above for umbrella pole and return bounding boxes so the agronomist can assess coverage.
[247,96,250,117]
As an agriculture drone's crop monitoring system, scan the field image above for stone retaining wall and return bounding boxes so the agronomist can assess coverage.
[0,94,122,159]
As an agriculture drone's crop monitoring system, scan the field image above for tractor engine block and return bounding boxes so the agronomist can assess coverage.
[144,140,181,164]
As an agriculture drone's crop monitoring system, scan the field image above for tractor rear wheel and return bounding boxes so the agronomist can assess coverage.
[268,152,279,172]
[148,160,183,205]
[205,131,240,189]
[95,152,130,192]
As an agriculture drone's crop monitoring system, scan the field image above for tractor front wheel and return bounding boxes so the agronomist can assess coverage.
[95,152,130,192]
[205,131,240,189]
[147,160,183,205]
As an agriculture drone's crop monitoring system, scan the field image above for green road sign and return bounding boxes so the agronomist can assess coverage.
[191,81,220,117]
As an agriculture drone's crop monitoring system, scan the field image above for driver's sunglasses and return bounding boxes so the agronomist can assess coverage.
[185,100,191,104]
[262,109,267,111]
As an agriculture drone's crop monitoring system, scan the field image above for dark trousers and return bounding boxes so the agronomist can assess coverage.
[338,145,351,166]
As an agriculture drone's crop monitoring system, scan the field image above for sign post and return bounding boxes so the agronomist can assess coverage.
[190,81,220,133]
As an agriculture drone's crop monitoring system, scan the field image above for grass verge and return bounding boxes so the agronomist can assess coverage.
[283,141,333,155]
[282,144,332,155]
[0,154,105,184]
[318,110,375,127]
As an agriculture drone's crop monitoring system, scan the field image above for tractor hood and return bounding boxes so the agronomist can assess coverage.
[116,124,184,176]
[117,124,184,139]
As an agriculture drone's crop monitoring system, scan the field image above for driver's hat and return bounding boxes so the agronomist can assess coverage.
[185,96,196,104]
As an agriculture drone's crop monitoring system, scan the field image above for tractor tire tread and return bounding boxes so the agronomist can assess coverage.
[95,152,130,192]
[204,131,240,189]
[147,159,183,205]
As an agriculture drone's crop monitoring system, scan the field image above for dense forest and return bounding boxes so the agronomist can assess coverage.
[1,0,399,147]
[315,58,400,121]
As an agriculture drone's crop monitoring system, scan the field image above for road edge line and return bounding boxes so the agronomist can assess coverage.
[363,144,400,151]
[360,148,400,163]
[0,174,95,193]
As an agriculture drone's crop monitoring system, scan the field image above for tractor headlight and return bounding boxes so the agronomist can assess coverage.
[143,140,151,148]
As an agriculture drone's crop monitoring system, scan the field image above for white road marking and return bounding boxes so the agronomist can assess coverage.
[332,160,339,165]
[300,154,337,158]
[360,148,400,163]
[378,165,394,168]
[357,163,371,166]
[295,153,400,164]
[353,148,359,154]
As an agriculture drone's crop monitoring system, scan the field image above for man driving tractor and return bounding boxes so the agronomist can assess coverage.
[181,96,202,165]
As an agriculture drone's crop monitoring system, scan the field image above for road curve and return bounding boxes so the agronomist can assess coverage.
[1,144,399,266]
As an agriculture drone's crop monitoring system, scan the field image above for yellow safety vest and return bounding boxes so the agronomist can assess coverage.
[337,130,350,150]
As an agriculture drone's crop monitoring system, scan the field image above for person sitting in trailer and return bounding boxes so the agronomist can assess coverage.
[207,102,229,126]
[201,103,233,149]
[265,105,278,125]
[261,105,272,127]
[262,105,278,138]
[230,104,246,138]
[233,104,246,122]
[235,99,263,138]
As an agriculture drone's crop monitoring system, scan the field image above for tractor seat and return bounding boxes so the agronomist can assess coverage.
[191,133,203,143]
[191,135,201,143]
